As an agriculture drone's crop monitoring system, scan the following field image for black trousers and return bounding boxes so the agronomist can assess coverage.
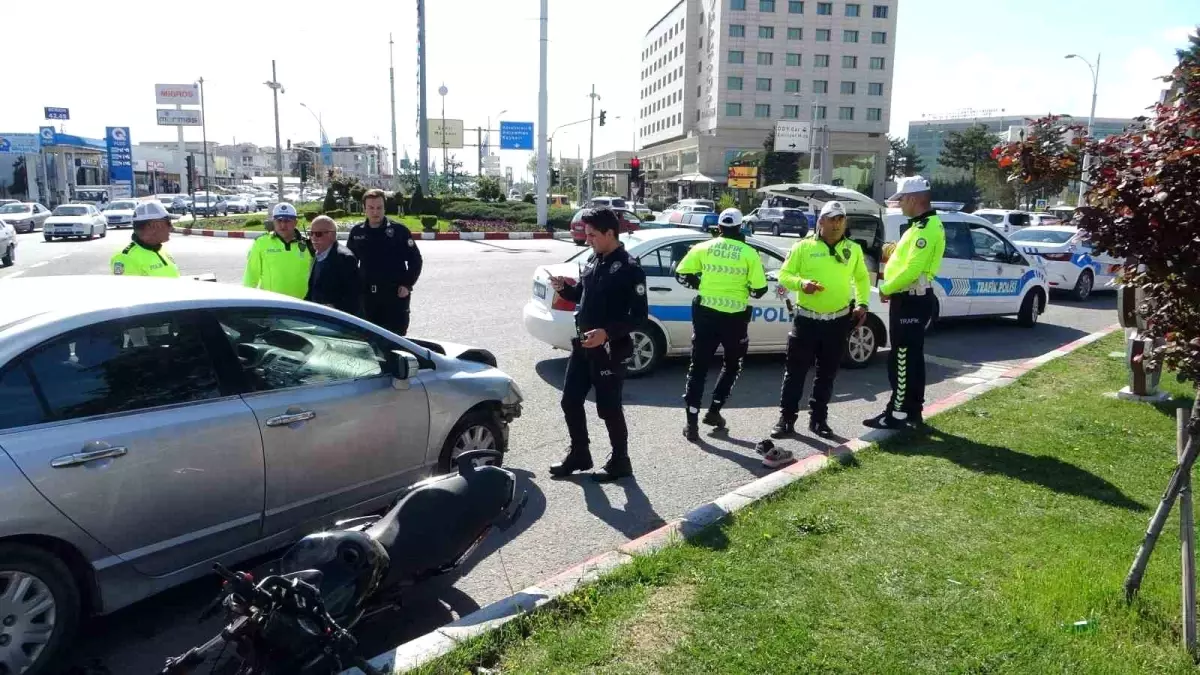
[364,288,411,336]
[887,291,934,416]
[561,342,628,460]
[779,314,851,420]
[683,304,750,410]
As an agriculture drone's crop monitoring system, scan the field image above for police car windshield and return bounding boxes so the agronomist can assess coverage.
[54,206,89,216]
[0,204,30,214]
[1010,229,1075,244]
[976,213,1006,224]
[106,201,137,210]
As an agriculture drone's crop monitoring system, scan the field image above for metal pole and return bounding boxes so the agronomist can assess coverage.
[587,84,597,201]
[389,33,400,191]
[417,0,430,192]
[176,102,185,195]
[439,86,448,186]
[536,0,549,228]
[268,60,284,203]
[198,77,210,195]
[1181,407,1197,654]
[808,97,818,180]
[1078,53,1100,205]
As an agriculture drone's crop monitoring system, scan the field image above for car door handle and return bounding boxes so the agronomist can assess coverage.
[266,410,316,427]
[648,286,673,292]
[51,446,128,469]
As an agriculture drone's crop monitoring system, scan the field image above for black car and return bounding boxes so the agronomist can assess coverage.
[749,207,810,237]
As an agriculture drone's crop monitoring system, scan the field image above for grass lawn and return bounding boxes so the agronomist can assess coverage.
[181,213,454,233]
[418,333,1199,674]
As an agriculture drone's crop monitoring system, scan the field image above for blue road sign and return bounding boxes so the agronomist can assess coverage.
[0,134,42,154]
[499,121,534,150]
[45,107,70,121]
[106,127,134,198]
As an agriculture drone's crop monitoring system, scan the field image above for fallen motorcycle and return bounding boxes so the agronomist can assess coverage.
[161,450,526,674]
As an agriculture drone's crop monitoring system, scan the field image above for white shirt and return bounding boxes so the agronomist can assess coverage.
[315,246,332,263]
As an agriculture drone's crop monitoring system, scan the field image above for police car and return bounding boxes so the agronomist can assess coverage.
[523,228,889,377]
[883,210,1050,327]
[1009,225,1120,301]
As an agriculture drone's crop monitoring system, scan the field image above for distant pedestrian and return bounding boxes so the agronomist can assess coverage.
[769,201,870,456]
[111,201,179,277]
[244,202,314,298]
[674,207,768,441]
[347,189,423,335]
[548,208,648,482]
[305,215,363,316]
[863,176,946,430]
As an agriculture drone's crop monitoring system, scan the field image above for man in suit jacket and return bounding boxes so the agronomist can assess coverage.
[305,215,363,316]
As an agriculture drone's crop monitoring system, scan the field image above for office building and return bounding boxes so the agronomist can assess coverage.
[638,0,897,198]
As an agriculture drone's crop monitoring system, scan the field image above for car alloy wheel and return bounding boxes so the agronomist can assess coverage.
[0,570,57,672]
[846,323,876,364]
[451,425,498,466]
[1073,270,1093,302]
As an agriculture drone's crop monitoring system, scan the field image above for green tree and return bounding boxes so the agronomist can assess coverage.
[760,130,800,185]
[939,124,997,182]
[993,115,1087,208]
[887,136,925,179]
[476,175,502,202]
[11,157,28,196]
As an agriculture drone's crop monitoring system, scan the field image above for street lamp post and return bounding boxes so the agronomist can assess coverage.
[264,61,285,202]
[1066,53,1100,205]
[198,77,210,195]
[587,85,600,201]
[300,102,328,186]
[438,84,449,185]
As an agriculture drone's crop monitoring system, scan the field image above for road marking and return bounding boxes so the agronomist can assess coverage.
[0,270,25,280]
[30,261,48,268]
[53,254,70,260]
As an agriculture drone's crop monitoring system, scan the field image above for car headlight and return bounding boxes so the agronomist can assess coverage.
[503,380,524,406]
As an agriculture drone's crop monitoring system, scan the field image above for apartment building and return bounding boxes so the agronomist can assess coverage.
[638,0,897,198]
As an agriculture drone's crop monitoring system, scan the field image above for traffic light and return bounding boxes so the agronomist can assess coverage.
[599,110,607,127]
[300,160,308,183]
[629,157,641,183]
[551,168,560,187]
[185,155,195,193]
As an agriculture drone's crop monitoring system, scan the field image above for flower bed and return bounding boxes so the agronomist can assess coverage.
[451,219,547,233]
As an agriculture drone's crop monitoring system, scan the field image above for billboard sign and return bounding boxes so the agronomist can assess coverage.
[156,108,204,126]
[154,83,200,105]
[727,166,759,179]
[773,120,812,153]
[728,177,758,189]
[0,133,42,154]
[106,126,134,199]
[44,107,70,121]
[499,121,534,150]
[428,119,464,149]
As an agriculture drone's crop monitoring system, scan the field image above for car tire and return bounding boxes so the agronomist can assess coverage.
[0,542,82,675]
[44,235,52,243]
[1071,269,1093,302]
[772,223,781,237]
[437,409,506,474]
[624,323,665,378]
[99,225,107,239]
[1017,289,1043,327]
[1,244,14,267]
[843,315,883,369]
[574,239,586,247]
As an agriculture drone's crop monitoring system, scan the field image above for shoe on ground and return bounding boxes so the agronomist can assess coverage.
[549,450,593,477]
[593,455,633,482]
[809,418,835,439]
[770,415,797,439]
[862,411,909,430]
[755,439,774,456]
[761,445,795,469]
[702,409,727,429]
[683,424,700,443]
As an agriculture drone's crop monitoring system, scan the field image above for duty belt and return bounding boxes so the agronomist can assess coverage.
[792,306,851,321]
[899,274,933,295]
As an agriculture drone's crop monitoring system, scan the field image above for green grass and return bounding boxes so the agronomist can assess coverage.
[417,333,1198,675]
[181,213,454,232]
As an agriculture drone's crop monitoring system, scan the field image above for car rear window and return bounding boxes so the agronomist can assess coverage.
[976,213,1005,225]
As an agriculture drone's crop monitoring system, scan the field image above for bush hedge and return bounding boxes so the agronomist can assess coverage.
[325,209,348,219]
[384,192,402,216]
[438,201,575,229]
[419,215,438,231]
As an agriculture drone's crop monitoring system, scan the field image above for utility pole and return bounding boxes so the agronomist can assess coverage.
[536,0,549,228]
[389,33,400,191]
[808,96,819,181]
[587,84,599,201]
[265,61,285,202]
[477,127,483,177]
[417,0,430,192]
[198,77,210,195]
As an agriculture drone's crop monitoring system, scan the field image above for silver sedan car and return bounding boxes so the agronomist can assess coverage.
[0,276,523,674]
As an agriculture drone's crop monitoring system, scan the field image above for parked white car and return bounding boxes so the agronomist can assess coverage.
[102,199,140,229]
[0,219,16,266]
[972,209,1032,235]
[0,202,52,234]
[523,228,889,377]
[1009,225,1120,301]
[44,204,107,241]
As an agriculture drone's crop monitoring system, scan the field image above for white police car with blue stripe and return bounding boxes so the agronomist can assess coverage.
[1008,224,1120,302]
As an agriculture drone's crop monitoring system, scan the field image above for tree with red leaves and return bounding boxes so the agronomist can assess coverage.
[991,114,1089,208]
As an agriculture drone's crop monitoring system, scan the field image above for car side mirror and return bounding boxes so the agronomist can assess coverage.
[386,350,420,387]
[766,270,779,282]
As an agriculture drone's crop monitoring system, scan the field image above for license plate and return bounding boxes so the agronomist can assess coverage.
[534,281,547,299]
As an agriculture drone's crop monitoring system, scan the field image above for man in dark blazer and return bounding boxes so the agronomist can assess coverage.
[305,215,363,316]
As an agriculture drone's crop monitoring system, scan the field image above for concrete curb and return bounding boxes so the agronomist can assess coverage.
[169,227,572,242]
[346,322,1123,674]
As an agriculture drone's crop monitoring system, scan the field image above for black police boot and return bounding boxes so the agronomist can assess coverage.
[702,404,727,431]
[683,410,700,442]
[593,453,633,482]
[808,416,835,439]
[770,414,797,439]
[862,411,908,430]
[549,447,593,477]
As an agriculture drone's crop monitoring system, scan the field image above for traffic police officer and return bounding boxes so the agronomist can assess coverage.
[864,176,946,429]
[244,202,314,298]
[548,208,648,482]
[111,201,180,277]
[770,201,870,450]
[675,208,768,441]
[347,189,423,336]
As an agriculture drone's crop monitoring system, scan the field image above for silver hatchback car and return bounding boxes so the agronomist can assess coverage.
[0,276,523,674]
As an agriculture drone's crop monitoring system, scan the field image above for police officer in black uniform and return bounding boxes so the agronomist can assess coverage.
[347,188,423,335]
[548,208,649,482]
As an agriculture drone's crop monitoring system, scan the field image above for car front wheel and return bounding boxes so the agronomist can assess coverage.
[438,409,505,473]
[1018,290,1043,327]
[1,243,14,267]
[624,324,664,378]
[0,543,81,675]
[1071,269,1093,302]
[843,315,883,369]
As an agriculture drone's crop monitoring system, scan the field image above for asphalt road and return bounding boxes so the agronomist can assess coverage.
[0,229,1119,673]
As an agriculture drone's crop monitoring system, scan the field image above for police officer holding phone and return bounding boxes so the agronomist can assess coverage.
[548,208,648,483]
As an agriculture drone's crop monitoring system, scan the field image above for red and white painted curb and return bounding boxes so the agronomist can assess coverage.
[170,227,571,242]
[345,323,1123,674]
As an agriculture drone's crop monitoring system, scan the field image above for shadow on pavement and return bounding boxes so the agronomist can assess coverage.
[541,475,668,540]
[691,432,775,476]
[452,468,546,578]
[924,317,1090,364]
[880,428,1148,512]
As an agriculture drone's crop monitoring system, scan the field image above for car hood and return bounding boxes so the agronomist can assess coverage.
[407,337,500,370]
[45,216,93,224]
